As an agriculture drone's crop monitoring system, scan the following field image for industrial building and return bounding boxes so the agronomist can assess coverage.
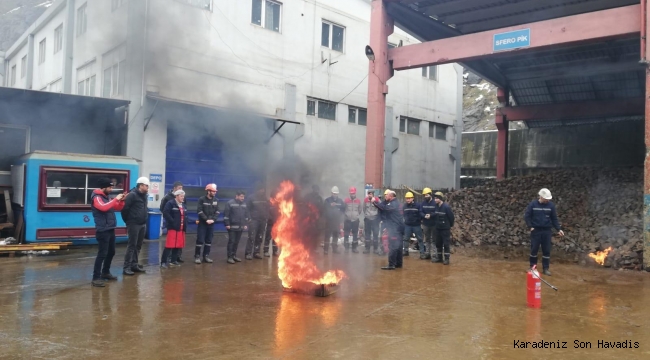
[1,0,463,226]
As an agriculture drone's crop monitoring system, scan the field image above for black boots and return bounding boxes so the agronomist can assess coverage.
[431,254,443,263]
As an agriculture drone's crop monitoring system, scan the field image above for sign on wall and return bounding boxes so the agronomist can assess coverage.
[493,29,530,52]
[150,174,163,183]
[151,182,160,194]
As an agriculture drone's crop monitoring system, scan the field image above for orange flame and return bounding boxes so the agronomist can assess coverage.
[271,181,346,288]
[588,247,612,266]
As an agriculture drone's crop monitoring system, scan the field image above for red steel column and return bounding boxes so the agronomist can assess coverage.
[495,88,509,180]
[366,0,394,189]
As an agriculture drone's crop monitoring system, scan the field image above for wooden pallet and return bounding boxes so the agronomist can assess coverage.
[0,242,73,253]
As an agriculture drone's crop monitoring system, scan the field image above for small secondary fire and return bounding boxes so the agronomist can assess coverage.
[271,181,346,293]
[589,247,612,266]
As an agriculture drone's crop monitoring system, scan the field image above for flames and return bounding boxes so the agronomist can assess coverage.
[588,247,612,266]
[271,181,346,288]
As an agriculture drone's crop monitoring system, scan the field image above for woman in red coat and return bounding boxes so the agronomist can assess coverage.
[161,190,187,268]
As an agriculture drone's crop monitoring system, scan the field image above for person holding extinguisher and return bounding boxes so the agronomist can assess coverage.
[524,188,564,276]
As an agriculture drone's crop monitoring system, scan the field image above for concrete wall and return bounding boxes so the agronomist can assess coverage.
[462,121,645,177]
[32,8,66,90]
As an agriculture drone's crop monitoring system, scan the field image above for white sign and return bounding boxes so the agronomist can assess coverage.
[151,182,160,194]
[47,188,61,198]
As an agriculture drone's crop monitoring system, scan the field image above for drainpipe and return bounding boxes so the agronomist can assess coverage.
[642,0,647,63]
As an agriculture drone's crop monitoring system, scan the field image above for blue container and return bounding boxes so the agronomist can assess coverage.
[146,210,162,240]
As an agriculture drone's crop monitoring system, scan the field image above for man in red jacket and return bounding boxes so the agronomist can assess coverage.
[90,178,125,287]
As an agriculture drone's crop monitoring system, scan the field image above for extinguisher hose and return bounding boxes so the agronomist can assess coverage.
[530,269,558,291]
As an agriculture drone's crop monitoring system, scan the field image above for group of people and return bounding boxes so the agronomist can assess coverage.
[88,175,563,287]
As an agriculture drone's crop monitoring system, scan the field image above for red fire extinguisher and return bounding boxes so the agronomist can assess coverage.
[527,265,542,308]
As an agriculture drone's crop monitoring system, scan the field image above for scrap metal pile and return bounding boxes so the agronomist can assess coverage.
[447,167,643,270]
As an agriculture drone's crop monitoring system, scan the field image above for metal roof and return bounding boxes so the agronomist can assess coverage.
[0,87,130,110]
[387,0,643,112]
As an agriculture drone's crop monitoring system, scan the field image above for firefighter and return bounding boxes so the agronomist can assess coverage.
[245,185,270,260]
[419,187,435,260]
[432,192,454,265]
[195,183,218,264]
[90,178,126,287]
[224,191,250,264]
[343,187,362,253]
[161,181,185,263]
[524,188,564,276]
[373,190,404,270]
[363,190,380,255]
[402,192,423,258]
[323,186,345,254]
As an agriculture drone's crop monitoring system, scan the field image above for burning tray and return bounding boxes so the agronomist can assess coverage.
[282,282,340,297]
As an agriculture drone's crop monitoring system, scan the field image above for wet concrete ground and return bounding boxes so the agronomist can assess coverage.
[1,235,649,360]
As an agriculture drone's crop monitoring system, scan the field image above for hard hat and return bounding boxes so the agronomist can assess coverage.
[434,191,445,200]
[331,186,340,194]
[205,183,217,191]
[405,192,414,198]
[136,177,150,186]
[349,186,357,194]
[422,187,432,195]
[539,188,552,200]
[384,189,391,195]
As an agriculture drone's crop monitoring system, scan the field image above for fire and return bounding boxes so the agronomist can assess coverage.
[271,181,346,288]
[588,247,612,266]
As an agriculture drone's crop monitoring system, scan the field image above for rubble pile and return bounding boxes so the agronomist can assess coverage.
[447,167,644,270]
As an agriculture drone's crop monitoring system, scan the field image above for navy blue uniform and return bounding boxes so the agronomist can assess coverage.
[434,202,454,261]
[419,198,436,255]
[374,198,404,267]
[524,199,561,270]
[402,201,423,255]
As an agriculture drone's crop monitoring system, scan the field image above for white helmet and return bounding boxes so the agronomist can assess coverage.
[137,177,150,186]
[538,188,552,200]
[331,186,339,194]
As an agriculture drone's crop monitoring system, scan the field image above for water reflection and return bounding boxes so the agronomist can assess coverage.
[273,293,342,356]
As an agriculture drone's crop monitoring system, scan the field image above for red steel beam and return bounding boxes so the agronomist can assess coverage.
[388,4,641,70]
[498,98,645,122]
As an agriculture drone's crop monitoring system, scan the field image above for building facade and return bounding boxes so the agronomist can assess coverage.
[2,0,462,211]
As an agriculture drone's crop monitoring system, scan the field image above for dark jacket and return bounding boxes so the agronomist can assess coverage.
[402,201,421,226]
[90,189,125,232]
[197,195,219,224]
[247,193,270,221]
[223,199,250,230]
[419,198,437,227]
[121,188,148,226]
[374,198,404,235]
[524,199,561,231]
[160,191,175,212]
[163,200,188,232]
[323,196,345,225]
[434,202,455,230]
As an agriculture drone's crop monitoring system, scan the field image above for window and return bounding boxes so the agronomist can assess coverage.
[103,61,125,97]
[21,56,26,78]
[422,65,437,81]
[77,3,87,37]
[54,24,63,54]
[348,107,367,126]
[307,98,336,120]
[175,0,212,10]
[112,0,126,11]
[10,65,17,86]
[77,60,96,96]
[428,123,448,140]
[399,116,420,135]
[321,21,344,52]
[39,167,129,210]
[388,43,397,49]
[50,78,62,93]
[251,0,281,32]
[38,39,46,65]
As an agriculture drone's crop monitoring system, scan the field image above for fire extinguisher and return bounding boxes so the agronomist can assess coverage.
[527,265,542,308]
